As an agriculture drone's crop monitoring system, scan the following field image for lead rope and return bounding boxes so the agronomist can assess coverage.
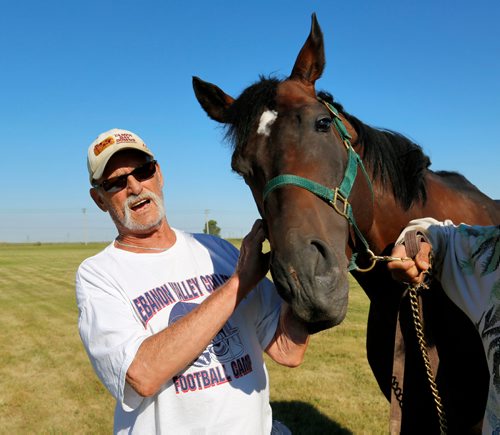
[407,280,448,434]
[390,230,448,434]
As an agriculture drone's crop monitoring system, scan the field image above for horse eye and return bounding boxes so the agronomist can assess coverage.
[315,116,332,132]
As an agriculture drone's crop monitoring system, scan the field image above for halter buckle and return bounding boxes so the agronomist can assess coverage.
[330,188,349,218]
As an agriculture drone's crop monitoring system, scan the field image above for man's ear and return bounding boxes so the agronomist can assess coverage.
[90,187,108,212]
[156,162,164,188]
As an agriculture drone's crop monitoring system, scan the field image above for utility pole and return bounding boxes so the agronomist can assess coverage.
[204,209,210,234]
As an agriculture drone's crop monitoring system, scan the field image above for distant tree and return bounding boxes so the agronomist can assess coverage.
[203,219,221,237]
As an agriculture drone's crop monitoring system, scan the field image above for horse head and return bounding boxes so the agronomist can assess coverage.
[193,14,373,332]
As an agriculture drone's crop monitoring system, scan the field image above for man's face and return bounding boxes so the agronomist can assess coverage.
[91,150,166,234]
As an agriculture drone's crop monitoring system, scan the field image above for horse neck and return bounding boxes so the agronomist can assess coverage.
[416,172,500,224]
[364,172,500,254]
[349,137,413,253]
[362,183,413,254]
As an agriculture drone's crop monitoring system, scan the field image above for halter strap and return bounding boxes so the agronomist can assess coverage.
[262,146,364,208]
[262,99,374,271]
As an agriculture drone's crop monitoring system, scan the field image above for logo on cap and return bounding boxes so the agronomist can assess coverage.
[93,136,115,156]
[115,133,137,144]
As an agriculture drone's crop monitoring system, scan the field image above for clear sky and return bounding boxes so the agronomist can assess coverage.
[1,0,499,242]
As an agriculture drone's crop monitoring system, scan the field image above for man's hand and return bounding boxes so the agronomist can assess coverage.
[387,242,432,285]
[235,219,270,296]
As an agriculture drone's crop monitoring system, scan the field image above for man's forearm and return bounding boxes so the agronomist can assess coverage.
[126,275,245,397]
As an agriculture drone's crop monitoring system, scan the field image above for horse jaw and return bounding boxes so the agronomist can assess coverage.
[265,204,351,333]
[270,248,350,333]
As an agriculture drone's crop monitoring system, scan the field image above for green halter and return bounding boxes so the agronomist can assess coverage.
[262,99,375,271]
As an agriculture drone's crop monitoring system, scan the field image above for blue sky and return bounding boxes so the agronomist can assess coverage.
[1,0,499,242]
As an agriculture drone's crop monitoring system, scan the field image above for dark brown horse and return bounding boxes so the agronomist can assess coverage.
[193,14,500,433]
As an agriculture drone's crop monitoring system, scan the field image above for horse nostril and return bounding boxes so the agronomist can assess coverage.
[309,239,337,276]
[310,239,328,260]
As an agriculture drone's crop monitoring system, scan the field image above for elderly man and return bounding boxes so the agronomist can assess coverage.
[76,128,309,434]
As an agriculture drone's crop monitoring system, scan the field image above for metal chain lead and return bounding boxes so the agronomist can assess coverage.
[391,375,404,408]
[372,254,411,263]
[354,249,412,272]
[407,281,448,434]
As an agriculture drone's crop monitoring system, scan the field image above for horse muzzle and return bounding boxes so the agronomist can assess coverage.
[270,241,349,332]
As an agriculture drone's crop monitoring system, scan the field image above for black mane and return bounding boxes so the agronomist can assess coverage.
[225,77,431,210]
[318,91,431,210]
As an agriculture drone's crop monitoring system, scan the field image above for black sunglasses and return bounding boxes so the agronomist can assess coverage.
[94,160,157,192]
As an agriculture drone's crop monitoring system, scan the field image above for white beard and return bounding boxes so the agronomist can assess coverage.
[118,190,166,231]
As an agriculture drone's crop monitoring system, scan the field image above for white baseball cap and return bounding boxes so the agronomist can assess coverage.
[87,128,155,184]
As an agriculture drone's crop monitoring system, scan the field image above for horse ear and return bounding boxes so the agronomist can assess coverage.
[192,76,235,123]
[289,13,325,85]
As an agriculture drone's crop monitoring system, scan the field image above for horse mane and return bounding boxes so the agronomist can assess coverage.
[318,91,431,210]
[224,76,431,210]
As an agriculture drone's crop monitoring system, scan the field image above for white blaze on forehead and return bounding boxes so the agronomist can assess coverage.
[257,109,278,136]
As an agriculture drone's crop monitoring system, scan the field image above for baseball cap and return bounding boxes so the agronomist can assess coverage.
[87,128,155,184]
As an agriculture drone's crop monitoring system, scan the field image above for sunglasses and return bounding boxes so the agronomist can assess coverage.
[94,160,157,193]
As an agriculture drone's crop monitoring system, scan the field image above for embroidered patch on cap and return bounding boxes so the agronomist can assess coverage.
[93,136,115,156]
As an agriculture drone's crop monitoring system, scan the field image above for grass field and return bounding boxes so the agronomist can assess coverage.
[0,242,387,433]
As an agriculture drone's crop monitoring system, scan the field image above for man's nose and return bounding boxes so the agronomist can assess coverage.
[126,174,143,195]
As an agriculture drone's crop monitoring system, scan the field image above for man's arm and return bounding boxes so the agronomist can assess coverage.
[126,220,271,397]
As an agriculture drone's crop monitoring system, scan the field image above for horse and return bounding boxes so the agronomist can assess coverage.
[192,14,500,433]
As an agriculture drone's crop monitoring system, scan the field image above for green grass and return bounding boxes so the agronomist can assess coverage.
[0,242,387,433]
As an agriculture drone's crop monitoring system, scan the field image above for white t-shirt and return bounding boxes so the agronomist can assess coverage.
[76,229,282,435]
[398,218,500,433]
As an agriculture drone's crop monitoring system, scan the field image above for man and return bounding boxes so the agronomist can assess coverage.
[388,217,500,433]
[76,128,309,434]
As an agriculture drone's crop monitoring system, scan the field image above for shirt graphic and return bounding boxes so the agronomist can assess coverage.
[168,302,244,367]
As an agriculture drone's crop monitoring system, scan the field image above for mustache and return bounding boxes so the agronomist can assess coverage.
[120,189,166,231]
[125,190,160,209]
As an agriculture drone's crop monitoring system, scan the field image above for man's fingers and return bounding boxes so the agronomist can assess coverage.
[391,244,407,259]
[245,219,266,245]
[387,254,425,284]
[249,218,262,232]
[415,242,431,270]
